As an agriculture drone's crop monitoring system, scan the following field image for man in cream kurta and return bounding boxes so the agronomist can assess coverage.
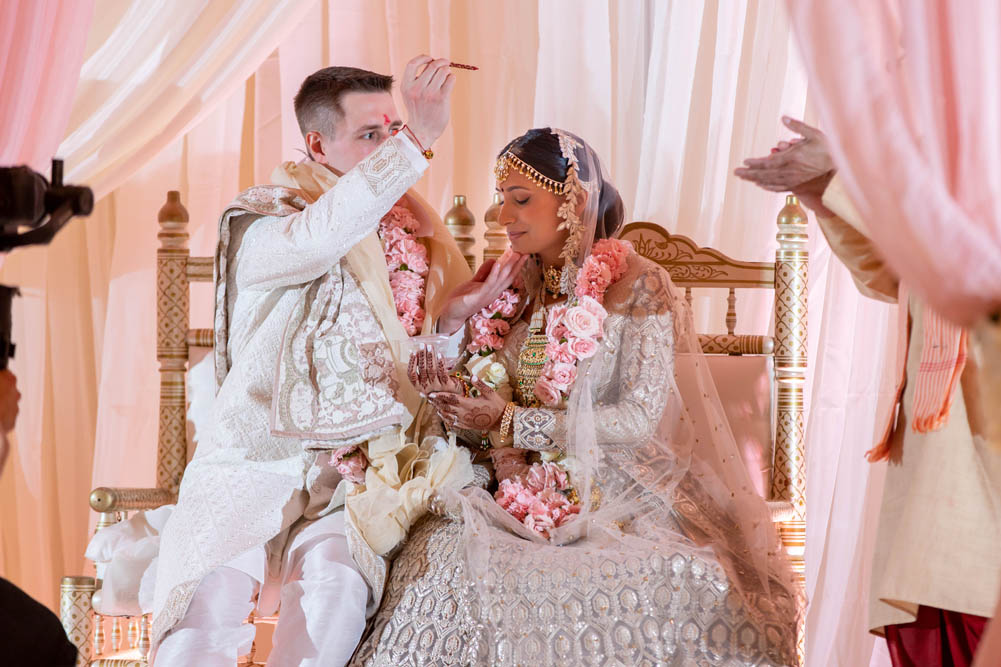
[737,119,1001,665]
[152,61,471,666]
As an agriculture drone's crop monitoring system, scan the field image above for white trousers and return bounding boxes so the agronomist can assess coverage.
[153,512,369,667]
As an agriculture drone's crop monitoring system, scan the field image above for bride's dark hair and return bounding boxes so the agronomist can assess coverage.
[498,128,625,241]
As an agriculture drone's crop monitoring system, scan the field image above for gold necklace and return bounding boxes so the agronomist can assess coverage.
[515,298,548,407]
[542,264,563,296]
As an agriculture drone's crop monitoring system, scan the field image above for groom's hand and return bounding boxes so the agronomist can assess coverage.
[436,251,528,335]
[402,55,455,150]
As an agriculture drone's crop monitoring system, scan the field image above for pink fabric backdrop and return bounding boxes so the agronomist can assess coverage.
[787,0,1001,325]
[0,0,93,170]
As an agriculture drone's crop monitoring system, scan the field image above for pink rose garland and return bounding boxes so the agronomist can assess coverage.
[467,287,522,355]
[533,239,630,406]
[380,204,429,336]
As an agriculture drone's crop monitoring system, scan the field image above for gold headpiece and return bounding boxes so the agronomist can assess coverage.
[494,151,567,195]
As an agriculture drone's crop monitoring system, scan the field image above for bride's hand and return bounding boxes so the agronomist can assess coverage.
[430,378,507,432]
[436,251,527,335]
[408,345,463,396]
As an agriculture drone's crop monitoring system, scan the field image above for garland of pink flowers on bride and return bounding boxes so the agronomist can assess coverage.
[380,204,430,336]
[467,238,631,407]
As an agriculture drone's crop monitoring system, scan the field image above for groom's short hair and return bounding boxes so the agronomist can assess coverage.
[294,66,394,137]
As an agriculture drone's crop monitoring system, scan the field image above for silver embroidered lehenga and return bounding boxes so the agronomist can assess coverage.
[351,130,799,667]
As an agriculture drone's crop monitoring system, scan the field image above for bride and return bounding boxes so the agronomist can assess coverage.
[350,128,799,666]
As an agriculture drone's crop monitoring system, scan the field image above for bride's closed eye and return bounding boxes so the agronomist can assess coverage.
[513,196,529,205]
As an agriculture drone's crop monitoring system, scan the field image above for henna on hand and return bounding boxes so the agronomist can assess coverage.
[408,350,419,387]
[465,404,501,430]
[434,350,450,385]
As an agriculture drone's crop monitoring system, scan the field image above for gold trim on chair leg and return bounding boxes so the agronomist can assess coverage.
[61,576,95,667]
[772,195,809,664]
[157,191,191,494]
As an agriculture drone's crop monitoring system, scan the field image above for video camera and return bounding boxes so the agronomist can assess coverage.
[0,159,93,369]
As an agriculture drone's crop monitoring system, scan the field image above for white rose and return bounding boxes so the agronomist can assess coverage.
[484,362,508,386]
[465,353,509,389]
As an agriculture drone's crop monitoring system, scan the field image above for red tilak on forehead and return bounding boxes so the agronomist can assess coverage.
[383,114,391,126]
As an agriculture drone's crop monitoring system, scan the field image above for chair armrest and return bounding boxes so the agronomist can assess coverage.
[89,487,176,513]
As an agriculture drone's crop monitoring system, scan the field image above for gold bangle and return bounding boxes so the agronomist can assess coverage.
[499,402,516,439]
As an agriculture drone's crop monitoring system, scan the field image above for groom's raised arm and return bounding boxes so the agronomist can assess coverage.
[234,136,428,291]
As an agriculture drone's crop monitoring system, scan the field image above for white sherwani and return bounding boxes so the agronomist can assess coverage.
[152,136,456,648]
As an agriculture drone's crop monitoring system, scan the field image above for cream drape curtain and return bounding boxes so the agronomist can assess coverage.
[2,2,897,663]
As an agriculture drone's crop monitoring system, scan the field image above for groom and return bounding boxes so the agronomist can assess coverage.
[151,58,472,666]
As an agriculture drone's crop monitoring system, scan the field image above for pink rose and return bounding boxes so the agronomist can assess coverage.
[525,462,570,492]
[396,238,429,275]
[547,304,567,327]
[578,295,606,322]
[473,317,510,337]
[575,260,612,301]
[544,341,574,364]
[381,205,420,233]
[390,270,424,297]
[491,447,531,482]
[380,226,410,247]
[548,362,577,391]
[331,445,368,484]
[524,512,556,536]
[563,306,601,339]
[567,336,598,359]
[533,374,563,407]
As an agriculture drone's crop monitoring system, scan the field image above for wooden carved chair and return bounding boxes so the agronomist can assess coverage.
[620,195,808,661]
[59,192,271,666]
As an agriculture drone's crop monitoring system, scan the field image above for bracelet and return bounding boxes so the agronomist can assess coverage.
[394,124,434,160]
[499,402,516,439]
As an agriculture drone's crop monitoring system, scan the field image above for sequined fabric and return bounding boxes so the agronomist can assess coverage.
[354,513,793,666]
[351,515,480,666]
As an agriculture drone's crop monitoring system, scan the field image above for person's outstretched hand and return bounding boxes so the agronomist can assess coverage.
[734,116,836,216]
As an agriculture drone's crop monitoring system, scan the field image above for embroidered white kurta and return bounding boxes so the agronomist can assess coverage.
[152,137,433,645]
